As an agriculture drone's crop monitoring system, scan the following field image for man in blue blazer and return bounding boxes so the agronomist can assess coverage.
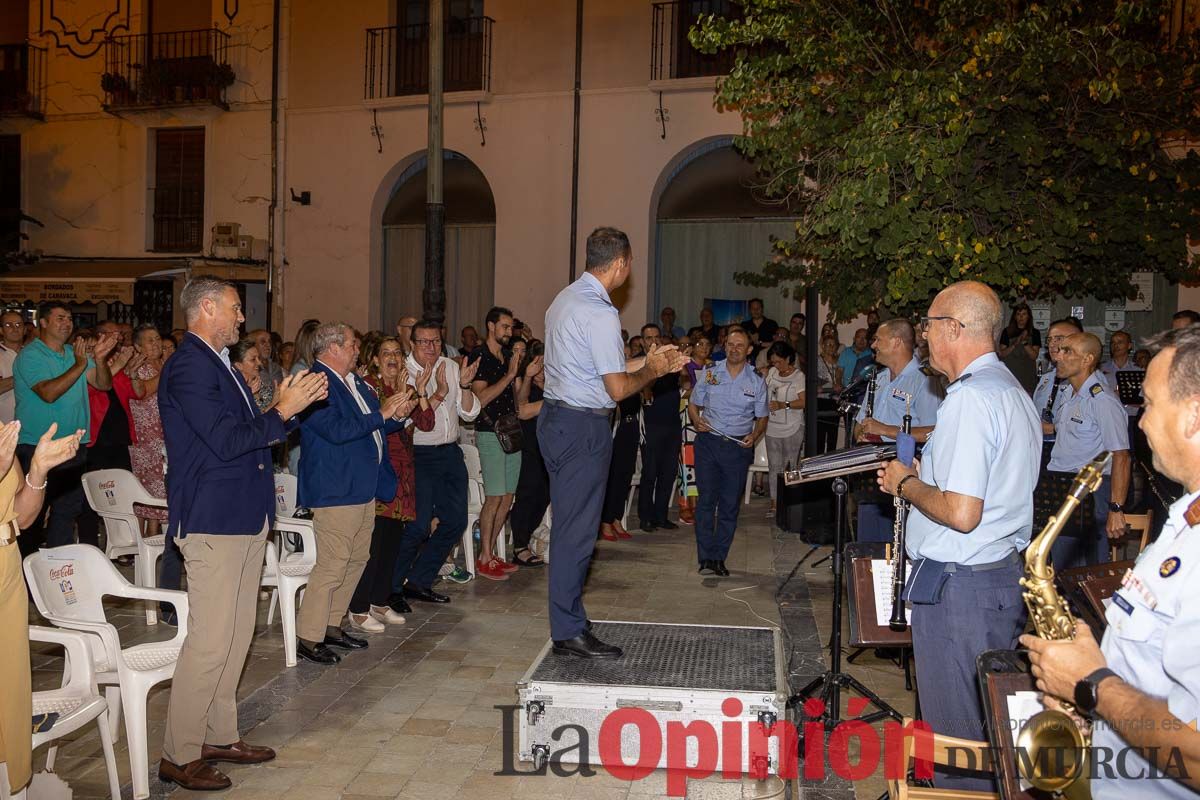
[295,322,412,665]
[158,277,327,791]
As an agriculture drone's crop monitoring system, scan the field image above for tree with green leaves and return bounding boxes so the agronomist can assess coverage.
[692,0,1200,319]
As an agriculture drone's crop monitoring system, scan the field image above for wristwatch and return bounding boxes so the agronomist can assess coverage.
[1074,667,1117,718]
[1108,501,1124,513]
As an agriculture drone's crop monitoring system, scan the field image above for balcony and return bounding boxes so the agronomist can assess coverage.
[651,1,743,82]
[0,43,47,119]
[101,29,233,112]
[364,16,493,100]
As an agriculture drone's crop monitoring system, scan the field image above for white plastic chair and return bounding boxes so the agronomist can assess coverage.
[81,470,168,625]
[621,450,643,529]
[15,627,123,800]
[264,473,317,668]
[459,444,486,573]
[743,438,770,504]
[24,545,188,800]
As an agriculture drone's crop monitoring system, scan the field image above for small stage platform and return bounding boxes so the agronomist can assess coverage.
[517,621,789,776]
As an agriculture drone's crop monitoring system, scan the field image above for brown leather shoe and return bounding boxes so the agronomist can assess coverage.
[201,740,277,765]
[158,758,232,791]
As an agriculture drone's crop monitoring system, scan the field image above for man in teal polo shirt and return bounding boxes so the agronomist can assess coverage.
[14,301,118,549]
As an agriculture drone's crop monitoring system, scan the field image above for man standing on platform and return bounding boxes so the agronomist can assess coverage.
[688,329,768,577]
[853,319,942,543]
[159,276,327,790]
[878,281,1040,792]
[540,227,687,659]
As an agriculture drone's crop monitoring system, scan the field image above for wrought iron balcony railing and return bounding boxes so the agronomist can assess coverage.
[365,16,494,99]
[0,43,47,119]
[651,1,742,81]
[102,28,234,111]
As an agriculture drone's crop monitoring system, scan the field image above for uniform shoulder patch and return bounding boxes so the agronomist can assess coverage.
[1090,383,1104,396]
[1160,556,1181,578]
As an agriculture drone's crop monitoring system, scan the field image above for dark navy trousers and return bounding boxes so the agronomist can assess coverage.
[693,432,754,563]
[392,443,469,592]
[856,500,896,544]
[1048,474,1111,569]
[538,402,612,641]
[911,558,1026,792]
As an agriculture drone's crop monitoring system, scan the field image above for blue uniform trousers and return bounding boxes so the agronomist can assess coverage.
[539,402,612,641]
[693,432,754,563]
[1048,474,1111,570]
[392,443,469,592]
[911,557,1026,792]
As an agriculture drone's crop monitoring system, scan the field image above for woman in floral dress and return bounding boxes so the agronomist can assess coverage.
[128,325,168,532]
[347,336,436,631]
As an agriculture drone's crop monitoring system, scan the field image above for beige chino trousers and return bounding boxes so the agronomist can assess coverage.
[296,502,375,643]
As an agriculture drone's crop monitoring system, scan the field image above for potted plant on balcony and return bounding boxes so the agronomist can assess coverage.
[100,72,132,105]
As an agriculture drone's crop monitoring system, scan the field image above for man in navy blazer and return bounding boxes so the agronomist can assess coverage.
[158,276,327,791]
[295,322,412,665]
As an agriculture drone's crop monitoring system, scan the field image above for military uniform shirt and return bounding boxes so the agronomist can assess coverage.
[1047,372,1129,475]
[1095,489,1200,800]
[905,352,1042,565]
[689,360,769,438]
[542,271,625,410]
[1099,357,1143,418]
[854,356,943,440]
[1032,370,1073,440]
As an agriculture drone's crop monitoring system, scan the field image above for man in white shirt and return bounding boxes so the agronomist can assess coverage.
[0,311,26,423]
[392,319,480,608]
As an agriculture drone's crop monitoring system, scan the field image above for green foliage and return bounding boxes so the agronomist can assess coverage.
[692,0,1200,319]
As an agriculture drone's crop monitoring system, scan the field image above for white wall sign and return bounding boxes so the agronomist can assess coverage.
[1104,309,1126,332]
[1029,303,1052,331]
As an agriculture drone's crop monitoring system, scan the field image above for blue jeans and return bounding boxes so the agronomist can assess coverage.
[693,432,754,562]
[538,403,612,641]
[391,444,468,592]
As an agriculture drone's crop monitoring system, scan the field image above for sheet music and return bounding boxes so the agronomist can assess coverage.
[871,559,910,627]
[1006,691,1046,791]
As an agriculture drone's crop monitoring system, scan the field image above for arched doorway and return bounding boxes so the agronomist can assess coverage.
[381,151,496,344]
[653,138,799,330]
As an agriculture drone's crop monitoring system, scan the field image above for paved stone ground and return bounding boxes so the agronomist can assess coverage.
[26,495,917,800]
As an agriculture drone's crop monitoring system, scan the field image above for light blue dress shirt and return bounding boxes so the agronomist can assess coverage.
[905,352,1042,565]
[689,360,769,438]
[1095,488,1200,799]
[1099,357,1143,417]
[854,356,943,439]
[1047,371,1129,475]
[543,271,626,410]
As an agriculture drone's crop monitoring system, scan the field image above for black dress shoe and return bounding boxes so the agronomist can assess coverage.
[403,585,450,604]
[698,560,716,575]
[552,630,623,659]
[640,520,657,532]
[656,520,679,531]
[714,560,730,577]
[388,595,413,614]
[324,631,369,650]
[296,641,341,664]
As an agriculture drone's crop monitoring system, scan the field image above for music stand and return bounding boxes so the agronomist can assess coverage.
[790,475,903,733]
[1115,371,1144,406]
[844,541,914,691]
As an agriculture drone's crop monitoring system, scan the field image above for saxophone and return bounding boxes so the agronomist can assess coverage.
[1016,451,1109,800]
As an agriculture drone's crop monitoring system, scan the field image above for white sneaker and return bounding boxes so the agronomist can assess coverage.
[369,605,407,625]
[347,612,385,633]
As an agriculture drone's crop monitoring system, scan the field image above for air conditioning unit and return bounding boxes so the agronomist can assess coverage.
[237,234,254,259]
[212,222,240,247]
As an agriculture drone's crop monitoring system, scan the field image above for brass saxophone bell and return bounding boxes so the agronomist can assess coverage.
[1015,709,1091,798]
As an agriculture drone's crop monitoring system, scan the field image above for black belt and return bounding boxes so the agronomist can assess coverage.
[942,550,1022,574]
[544,397,610,417]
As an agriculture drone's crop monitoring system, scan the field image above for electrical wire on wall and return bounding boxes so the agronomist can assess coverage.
[473,101,487,147]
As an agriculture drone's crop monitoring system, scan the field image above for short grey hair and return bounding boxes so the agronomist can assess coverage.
[180,275,236,324]
[311,322,351,357]
[942,281,1003,342]
[1143,324,1200,403]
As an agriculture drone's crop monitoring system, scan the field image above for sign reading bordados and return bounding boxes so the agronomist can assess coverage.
[0,280,135,304]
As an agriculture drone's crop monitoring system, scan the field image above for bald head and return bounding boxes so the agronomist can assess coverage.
[937,281,1003,342]
[1068,332,1102,366]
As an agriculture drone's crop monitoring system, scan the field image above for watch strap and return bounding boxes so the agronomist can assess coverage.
[1076,667,1118,716]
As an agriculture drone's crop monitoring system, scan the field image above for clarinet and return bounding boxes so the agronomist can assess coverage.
[888,408,913,632]
[864,370,877,419]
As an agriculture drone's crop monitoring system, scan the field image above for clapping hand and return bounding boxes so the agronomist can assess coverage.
[381,390,410,420]
[507,350,521,377]
[72,338,90,366]
[276,370,329,419]
[646,343,688,377]
[524,356,544,379]
[29,422,84,479]
[124,351,147,376]
[247,370,263,395]
[92,332,120,362]
[459,357,480,387]
[415,364,434,396]
[0,421,19,479]
[434,362,449,397]
[109,345,135,373]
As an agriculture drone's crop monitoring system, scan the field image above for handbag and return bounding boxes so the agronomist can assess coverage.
[482,408,524,454]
